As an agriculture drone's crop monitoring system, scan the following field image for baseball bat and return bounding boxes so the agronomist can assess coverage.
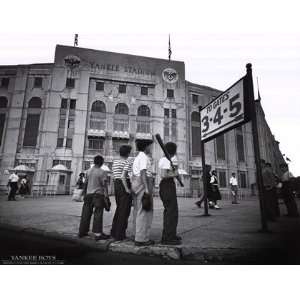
[155,134,184,187]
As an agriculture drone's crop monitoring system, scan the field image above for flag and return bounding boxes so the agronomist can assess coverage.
[74,34,78,47]
[286,157,291,162]
[168,34,172,61]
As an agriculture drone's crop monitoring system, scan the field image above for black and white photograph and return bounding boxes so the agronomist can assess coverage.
[1,0,300,297]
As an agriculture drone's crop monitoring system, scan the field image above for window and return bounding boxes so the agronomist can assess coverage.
[66,138,72,148]
[171,109,177,119]
[34,77,43,88]
[137,105,150,117]
[96,81,104,91]
[68,119,74,129]
[191,111,201,156]
[28,97,42,108]
[167,89,174,98]
[192,94,199,105]
[90,100,106,129]
[0,113,6,146]
[57,138,64,148]
[171,120,177,140]
[164,121,169,138]
[61,98,68,109]
[239,171,247,188]
[141,86,148,96]
[88,137,104,150]
[70,99,76,110]
[164,108,169,118]
[1,78,9,88]
[23,114,40,147]
[119,84,126,94]
[114,103,129,131]
[59,175,65,185]
[115,103,129,115]
[0,96,8,108]
[218,170,227,188]
[137,105,151,133]
[216,134,226,161]
[59,117,66,128]
[66,78,75,88]
[236,128,245,162]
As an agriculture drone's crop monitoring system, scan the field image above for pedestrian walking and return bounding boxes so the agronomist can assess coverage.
[261,160,279,221]
[19,175,29,197]
[230,172,239,204]
[72,173,85,202]
[195,165,211,208]
[158,142,181,245]
[280,163,299,217]
[7,171,19,201]
[131,139,154,247]
[78,155,110,241]
[209,170,221,209]
[111,145,133,241]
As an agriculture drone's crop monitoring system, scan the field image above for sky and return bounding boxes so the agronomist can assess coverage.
[1,0,300,174]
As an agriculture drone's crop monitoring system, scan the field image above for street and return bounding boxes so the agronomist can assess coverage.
[1,194,300,264]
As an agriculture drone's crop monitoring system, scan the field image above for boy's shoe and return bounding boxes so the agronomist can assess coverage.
[161,239,182,246]
[134,240,155,247]
[214,205,220,209]
[95,233,110,241]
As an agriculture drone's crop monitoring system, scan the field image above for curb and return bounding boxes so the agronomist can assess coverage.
[0,223,278,263]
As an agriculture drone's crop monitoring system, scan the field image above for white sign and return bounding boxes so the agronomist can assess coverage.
[200,78,245,141]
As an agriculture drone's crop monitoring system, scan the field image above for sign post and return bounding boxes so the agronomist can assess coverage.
[199,106,210,217]
[245,63,268,232]
[198,63,268,231]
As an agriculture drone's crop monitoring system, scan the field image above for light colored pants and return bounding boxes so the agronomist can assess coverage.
[132,191,153,242]
[131,175,154,243]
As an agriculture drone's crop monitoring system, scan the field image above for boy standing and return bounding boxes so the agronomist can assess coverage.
[158,142,181,245]
[78,155,110,241]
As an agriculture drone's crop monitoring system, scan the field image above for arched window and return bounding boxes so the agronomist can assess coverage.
[191,111,201,156]
[90,101,106,130]
[114,103,129,131]
[137,105,150,117]
[28,97,42,108]
[23,97,42,147]
[91,100,106,113]
[0,96,8,108]
[115,103,129,115]
[137,105,151,133]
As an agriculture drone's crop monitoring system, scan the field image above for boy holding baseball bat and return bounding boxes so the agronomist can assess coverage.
[158,142,182,245]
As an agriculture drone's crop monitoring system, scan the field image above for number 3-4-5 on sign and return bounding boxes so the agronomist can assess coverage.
[200,78,250,141]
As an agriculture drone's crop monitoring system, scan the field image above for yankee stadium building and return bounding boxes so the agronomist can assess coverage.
[0,45,285,196]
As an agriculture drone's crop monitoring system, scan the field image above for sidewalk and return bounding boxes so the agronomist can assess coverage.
[1,194,300,263]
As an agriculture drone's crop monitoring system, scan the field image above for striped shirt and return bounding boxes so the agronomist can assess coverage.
[112,159,131,179]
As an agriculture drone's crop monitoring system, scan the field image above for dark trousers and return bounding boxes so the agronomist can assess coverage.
[159,178,178,241]
[111,179,132,240]
[79,193,104,235]
[8,182,18,201]
[282,183,299,217]
[264,188,279,220]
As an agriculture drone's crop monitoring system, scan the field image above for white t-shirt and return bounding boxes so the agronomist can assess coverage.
[230,176,238,186]
[132,152,152,177]
[158,156,177,170]
[9,173,19,183]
